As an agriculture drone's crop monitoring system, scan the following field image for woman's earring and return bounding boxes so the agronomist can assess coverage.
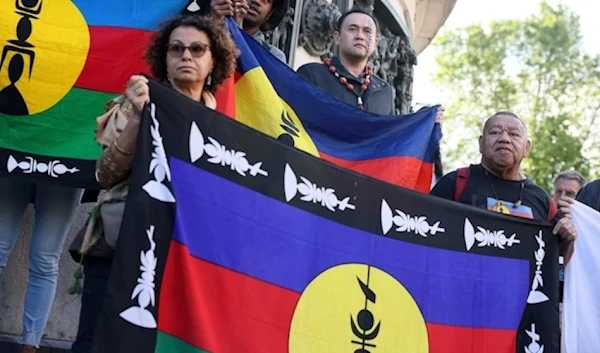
[206,74,212,86]
[167,73,172,83]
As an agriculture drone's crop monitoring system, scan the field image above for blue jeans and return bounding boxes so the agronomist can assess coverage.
[0,177,83,347]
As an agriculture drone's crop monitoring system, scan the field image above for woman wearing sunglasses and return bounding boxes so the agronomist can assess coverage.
[68,14,239,353]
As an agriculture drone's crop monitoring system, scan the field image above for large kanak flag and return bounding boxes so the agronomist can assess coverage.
[92,79,560,353]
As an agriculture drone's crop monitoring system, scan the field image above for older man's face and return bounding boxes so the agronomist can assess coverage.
[479,115,531,171]
[553,178,581,203]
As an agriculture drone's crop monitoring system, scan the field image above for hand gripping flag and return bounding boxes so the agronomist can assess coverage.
[92,79,559,353]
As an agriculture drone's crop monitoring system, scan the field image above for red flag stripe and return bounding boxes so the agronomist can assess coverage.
[213,76,236,118]
[158,241,299,353]
[75,26,152,93]
[427,323,517,353]
[321,153,433,193]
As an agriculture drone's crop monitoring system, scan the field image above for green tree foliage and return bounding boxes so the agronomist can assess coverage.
[432,1,600,192]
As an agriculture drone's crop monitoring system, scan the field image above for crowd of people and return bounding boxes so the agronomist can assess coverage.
[0,1,594,352]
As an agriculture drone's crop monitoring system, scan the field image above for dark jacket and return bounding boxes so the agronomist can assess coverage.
[297,56,395,116]
[577,178,600,211]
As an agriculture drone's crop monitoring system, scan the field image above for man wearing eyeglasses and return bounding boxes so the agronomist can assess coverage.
[186,0,289,63]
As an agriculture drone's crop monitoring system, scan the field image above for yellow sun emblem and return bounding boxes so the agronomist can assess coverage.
[289,263,429,352]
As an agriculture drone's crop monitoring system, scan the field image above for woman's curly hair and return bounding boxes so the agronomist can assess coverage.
[144,15,239,94]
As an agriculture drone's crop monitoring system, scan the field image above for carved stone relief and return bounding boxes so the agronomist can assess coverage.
[395,37,417,114]
[372,28,416,114]
[298,0,341,58]
[354,0,375,14]
[264,6,296,60]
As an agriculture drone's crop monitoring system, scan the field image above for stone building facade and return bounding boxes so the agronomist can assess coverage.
[0,0,456,349]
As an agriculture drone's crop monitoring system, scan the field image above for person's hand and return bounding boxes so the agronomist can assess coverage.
[557,196,575,219]
[233,0,249,26]
[211,0,235,18]
[435,106,445,125]
[125,75,150,117]
[553,217,577,242]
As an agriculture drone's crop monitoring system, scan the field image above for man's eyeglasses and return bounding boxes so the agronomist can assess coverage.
[167,42,210,58]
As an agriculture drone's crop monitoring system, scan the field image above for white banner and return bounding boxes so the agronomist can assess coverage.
[562,201,600,352]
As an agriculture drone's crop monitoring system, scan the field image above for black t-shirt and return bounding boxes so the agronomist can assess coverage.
[430,164,557,223]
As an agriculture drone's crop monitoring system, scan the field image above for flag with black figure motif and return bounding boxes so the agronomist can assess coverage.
[92,78,559,353]
[0,0,194,188]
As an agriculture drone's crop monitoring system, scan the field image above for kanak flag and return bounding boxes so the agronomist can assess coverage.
[157,159,528,353]
[93,78,559,353]
[0,0,195,187]
[218,19,441,192]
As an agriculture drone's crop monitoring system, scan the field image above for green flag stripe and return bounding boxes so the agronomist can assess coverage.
[0,88,116,160]
[155,331,211,353]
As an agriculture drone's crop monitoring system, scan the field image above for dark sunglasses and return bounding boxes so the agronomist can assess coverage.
[167,42,210,58]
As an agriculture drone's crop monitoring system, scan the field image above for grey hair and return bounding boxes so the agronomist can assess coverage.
[554,170,586,187]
